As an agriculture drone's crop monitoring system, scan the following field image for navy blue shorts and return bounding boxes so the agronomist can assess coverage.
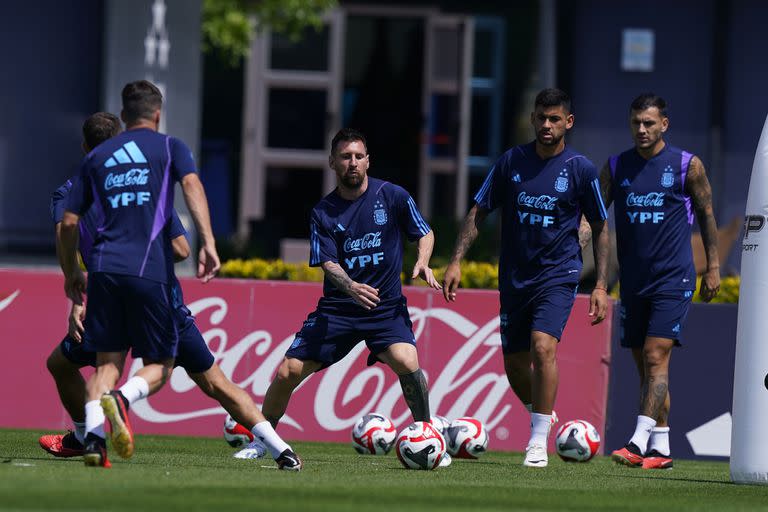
[82,272,178,361]
[285,301,416,369]
[60,308,213,373]
[619,290,692,348]
[499,284,578,354]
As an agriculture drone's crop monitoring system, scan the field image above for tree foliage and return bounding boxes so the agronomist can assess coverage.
[202,0,337,66]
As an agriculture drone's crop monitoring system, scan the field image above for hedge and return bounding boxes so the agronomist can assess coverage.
[219,258,739,303]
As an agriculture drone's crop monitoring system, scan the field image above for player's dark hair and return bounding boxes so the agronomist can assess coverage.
[331,128,367,155]
[82,112,122,151]
[630,93,668,117]
[121,80,163,124]
[534,88,571,113]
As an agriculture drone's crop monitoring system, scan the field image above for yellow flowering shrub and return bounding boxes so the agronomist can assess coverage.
[221,258,739,303]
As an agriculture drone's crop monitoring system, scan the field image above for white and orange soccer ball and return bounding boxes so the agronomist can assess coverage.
[555,420,601,462]
[223,414,254,448]
[351,413,397,455]
[395,421,447,470]
[445,417,488,459]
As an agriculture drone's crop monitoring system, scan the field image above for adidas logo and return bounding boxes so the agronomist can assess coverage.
[620,178,631,187]
[672,324,680,333]
[512,174,521,182]
[104,141,148,168]
[333,223,346,233]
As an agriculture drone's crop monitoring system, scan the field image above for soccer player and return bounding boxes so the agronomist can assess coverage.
[261,128,441,445]
[60,80,221,467]
[442,88,610,468]
[41,113,301,470]
[605,94,720,470]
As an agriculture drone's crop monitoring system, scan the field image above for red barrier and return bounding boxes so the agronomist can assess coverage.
[0,269,612,452]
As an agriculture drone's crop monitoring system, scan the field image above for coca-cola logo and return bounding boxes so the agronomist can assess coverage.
[517,192,557,211]
[626,192,665,207]
[343,232,382,253]
[104,168,150,190]
[129,296,512,432]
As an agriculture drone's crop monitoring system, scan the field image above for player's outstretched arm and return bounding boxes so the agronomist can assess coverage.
[321,261,380,310]
[181,173,221,283]
[442,205,488,302]
[411,231,442,290]
[60,211,86,305]
[685,156,720,302]
[588,219,610,325]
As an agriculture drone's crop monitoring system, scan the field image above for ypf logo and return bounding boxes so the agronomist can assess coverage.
[743,214,765,252]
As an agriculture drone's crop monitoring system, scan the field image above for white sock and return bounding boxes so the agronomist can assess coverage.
[528,413,552,447]
[628,415,657,454]
[84,400,105,439]
[524,403,533,413]
[119,376,150,405]
[73,421,86,444]
[648,426,671,456]
[251,421,290,459]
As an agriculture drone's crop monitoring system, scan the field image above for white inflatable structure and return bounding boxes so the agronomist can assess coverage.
[731,114,768,485]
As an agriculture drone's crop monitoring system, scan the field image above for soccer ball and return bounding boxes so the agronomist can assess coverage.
[223,414,254,448]
[430,415,451,435]
[445,417,488,459]
[395,421,447,470]
[555,420,601,462]
[351,413,397,455]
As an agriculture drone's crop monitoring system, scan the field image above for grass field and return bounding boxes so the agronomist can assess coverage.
[1,429,767,511]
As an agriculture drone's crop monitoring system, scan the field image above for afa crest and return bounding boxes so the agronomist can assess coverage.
[373,200,388,225]
[555,169,569,193]
[661,166,674,188]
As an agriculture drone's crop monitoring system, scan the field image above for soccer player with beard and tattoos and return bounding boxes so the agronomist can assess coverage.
[443,88,611,468]
[259,128,444,463]
[605,94,720,470]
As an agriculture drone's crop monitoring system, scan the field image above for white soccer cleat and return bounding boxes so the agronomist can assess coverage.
[438,453,452,467]
[523,444,548,468]
[233,438,267,459]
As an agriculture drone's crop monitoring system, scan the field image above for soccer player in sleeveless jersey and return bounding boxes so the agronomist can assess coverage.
[603,94,720,470]
[443,89,611,468]
[262,128,443,452]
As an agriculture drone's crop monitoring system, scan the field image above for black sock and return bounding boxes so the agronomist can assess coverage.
[398,369,431,422]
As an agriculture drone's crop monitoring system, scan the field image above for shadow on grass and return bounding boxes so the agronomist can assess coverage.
[607,471,733,487]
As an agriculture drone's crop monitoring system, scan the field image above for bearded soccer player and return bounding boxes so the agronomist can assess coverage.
[260,128,442,460]
[604,94,720,470]
[41,112,301,470]
[443,88,610,468]
[61,81,222,467]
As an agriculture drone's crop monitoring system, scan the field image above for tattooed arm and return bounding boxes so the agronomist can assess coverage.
[578,215,592,249]
[598,160,614,209]
[589,218,610,325]
[442,205,489,302]
[685,156,720,302]
[321,261,380,310]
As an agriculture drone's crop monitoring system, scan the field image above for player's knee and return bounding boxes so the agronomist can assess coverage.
[643,346,669,369]
[275,359,306,387]
[531,342,556,365]
[503,354,529,374]
[46,349,66,376]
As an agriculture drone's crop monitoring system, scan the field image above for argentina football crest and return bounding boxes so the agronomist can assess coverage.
[661,165,674,188]
[373,200,387,225]
[555,169,569,193]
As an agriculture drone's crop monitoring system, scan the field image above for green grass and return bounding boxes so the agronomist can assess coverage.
[1,429,767,511]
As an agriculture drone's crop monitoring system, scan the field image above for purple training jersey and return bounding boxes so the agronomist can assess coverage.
[475,142,607,293]
[65,128,195,283]
[309,177,430,313]
[609,144,696,296]
[51,177,189,306]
